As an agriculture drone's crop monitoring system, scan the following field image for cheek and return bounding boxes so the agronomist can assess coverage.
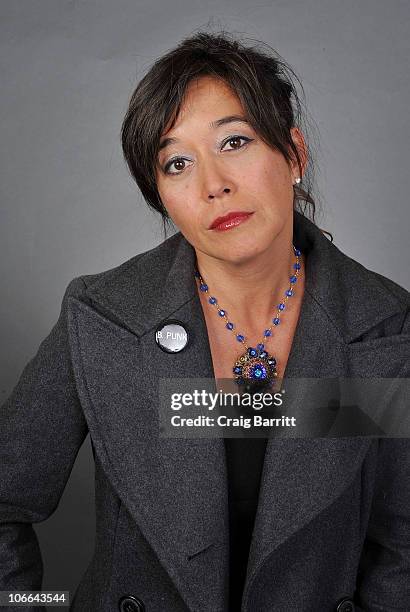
[161,192,201,236]
[157,176,202,227]
[258,160,287,188]
[235,151,288,193]
[157,183,182,220]
[252,160,293,210]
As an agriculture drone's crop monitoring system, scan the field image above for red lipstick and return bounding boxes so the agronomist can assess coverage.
[209,211,253,231]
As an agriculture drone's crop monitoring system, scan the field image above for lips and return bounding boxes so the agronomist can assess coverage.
[209,211,254,231]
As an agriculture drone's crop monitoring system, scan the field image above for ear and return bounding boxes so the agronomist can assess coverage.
[289,127,308,179]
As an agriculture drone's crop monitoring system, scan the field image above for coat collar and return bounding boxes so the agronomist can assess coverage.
[84,210,407,346]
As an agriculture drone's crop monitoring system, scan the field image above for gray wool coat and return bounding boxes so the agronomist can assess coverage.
[1,211,410,612]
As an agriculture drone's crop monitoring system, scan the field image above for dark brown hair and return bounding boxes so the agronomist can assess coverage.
[121,28,330,238]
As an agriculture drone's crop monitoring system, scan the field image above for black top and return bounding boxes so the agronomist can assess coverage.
[224,436,269,611]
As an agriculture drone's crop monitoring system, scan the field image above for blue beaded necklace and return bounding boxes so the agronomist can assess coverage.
[194,244,302,389]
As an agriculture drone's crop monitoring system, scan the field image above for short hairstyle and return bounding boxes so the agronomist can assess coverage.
[121,28,322,232]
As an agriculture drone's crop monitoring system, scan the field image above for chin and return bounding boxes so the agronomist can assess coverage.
[218,240,265,264]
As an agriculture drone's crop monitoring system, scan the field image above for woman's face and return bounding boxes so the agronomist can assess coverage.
[155,75,306,264]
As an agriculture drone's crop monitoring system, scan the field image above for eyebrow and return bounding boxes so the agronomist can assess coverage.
[158,115,250,152]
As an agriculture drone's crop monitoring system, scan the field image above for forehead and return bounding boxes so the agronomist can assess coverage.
[163,76,245,135]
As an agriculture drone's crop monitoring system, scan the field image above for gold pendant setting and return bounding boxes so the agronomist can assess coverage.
[233,346,278,389]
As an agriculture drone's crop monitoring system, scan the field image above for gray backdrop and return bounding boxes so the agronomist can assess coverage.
[1,0,409,601]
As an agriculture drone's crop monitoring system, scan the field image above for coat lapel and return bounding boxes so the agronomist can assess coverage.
[67,211,409,612]
[67,237,228,612]
[242,214,409,607]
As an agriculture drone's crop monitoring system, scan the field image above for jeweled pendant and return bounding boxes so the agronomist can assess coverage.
[233,346,278,391]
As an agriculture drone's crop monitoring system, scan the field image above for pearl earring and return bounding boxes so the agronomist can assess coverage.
[294,177,301,185]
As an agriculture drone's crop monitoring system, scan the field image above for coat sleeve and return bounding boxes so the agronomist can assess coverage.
[356,310,410,611]
[0,277,89,610]
[356,438,410,610]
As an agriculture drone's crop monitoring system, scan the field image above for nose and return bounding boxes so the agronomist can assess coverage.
[199,158,234,202]
[207,186,231,201]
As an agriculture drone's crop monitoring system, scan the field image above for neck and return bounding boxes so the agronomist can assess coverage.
[195,217,302,332]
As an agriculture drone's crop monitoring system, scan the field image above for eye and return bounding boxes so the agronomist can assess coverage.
[220,135,253,151]
[163,157,192,176]
[162,135,253,176]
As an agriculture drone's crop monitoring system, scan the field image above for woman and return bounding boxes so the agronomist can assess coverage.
[1,31,409,612]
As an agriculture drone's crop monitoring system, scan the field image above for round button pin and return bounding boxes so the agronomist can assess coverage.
[155,320,189,353]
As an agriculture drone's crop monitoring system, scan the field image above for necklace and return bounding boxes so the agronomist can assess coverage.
[194,245,302,391]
